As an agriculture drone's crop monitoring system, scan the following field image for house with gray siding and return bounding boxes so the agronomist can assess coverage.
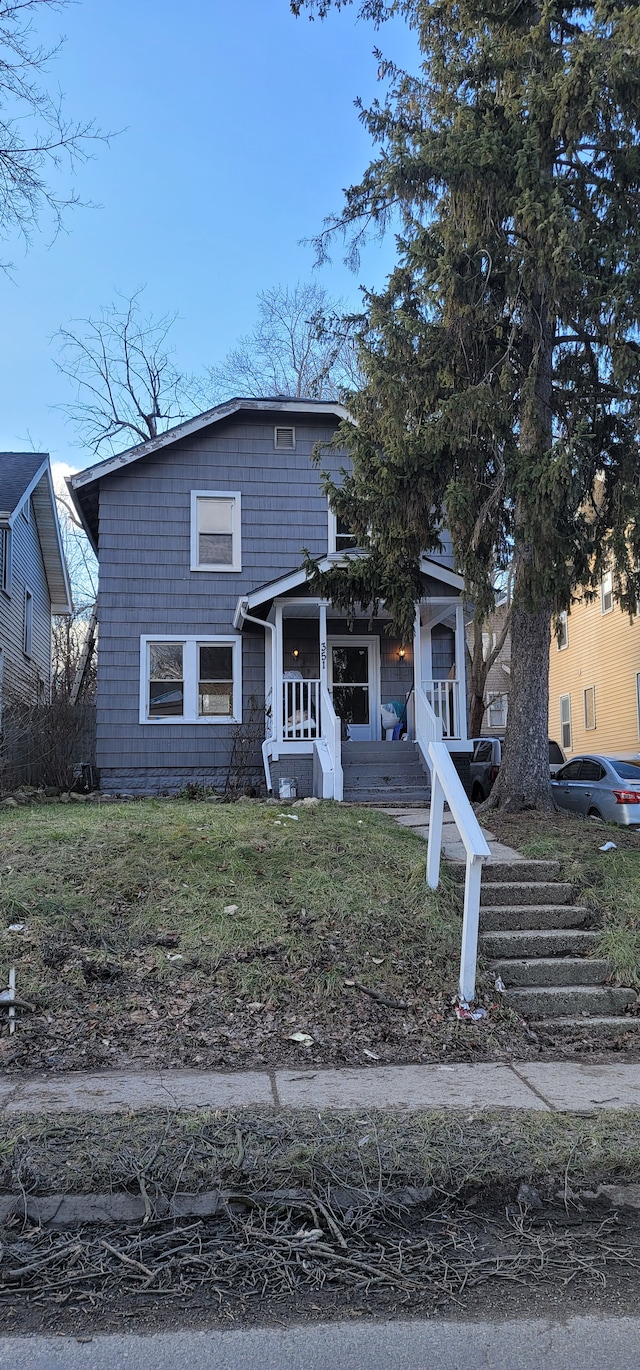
[0,454,72,723]
[68,398,470,800]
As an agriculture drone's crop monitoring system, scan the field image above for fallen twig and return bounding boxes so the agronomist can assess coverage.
[353,981,410,1010]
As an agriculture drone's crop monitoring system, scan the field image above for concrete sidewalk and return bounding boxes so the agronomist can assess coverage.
[1,1060,639,1116]
[385,805,523,863]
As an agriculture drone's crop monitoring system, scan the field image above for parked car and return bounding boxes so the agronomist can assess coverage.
[551,754,640,827]
[470,737,566,802]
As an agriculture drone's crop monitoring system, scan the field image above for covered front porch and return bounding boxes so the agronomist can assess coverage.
[234,559,469,799]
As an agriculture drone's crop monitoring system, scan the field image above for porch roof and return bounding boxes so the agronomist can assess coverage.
[233,555,464,629]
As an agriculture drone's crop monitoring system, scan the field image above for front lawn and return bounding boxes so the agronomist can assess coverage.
[0,799,484,1072]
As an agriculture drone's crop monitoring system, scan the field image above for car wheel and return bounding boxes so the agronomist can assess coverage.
[588,807,603,820]
[471,784,484,803]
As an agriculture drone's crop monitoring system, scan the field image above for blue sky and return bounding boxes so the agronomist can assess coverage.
[0,0,417,475]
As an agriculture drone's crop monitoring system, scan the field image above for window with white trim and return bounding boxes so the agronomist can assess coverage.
[584,685,596,731]
[601,569,613,614]
[636,673,640,739]
[328,507,358,554]
[560,693,572,751]
[23,589,33,657]
[274,426,295,451]
[140,636,241,723]
[488,693,508,728]
[0,526,12,596]
[556,610,568,649]
[190,492,241,572]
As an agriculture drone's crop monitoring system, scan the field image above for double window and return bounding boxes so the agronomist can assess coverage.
[141,636,241,723]
[190,493,241,572]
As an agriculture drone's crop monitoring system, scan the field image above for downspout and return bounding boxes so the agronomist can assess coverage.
[236,599,276,794]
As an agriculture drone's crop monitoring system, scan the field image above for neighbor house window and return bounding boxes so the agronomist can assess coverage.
[636,673,640,739]
[488,693,508,728]
[560,693,572,751]
[274,426,295,451]
[190,492,241,572]
[584,686,596,731]
[23,589,33,657]
[556,611,568,649]
[0,527,12,595]
[601,569,613,614]
[141,636,241,723]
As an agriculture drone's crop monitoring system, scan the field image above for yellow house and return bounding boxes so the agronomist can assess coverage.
[548,570,640,758]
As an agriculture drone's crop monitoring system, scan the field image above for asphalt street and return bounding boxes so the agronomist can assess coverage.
[1,1315,640,1370]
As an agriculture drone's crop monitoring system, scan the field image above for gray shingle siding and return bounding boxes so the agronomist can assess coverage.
[95,415,346,791]
[0,500,52,702]
[93,409,459,793]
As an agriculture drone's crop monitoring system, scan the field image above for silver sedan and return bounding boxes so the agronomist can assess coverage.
[551,754,640,827]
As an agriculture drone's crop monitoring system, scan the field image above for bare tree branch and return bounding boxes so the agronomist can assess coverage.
[55,289,202,458]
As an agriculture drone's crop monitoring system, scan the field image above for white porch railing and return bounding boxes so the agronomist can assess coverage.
[416,685,490,1004]
[421,679,461,739]
[315,682,343,801]
[282,679,320,741]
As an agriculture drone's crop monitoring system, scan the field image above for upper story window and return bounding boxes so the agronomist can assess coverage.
[274,426,295,451]
[0,527,12,596]
[23,588,33,657]
[190,492,241,572]
[21,498,30,523]
[328,507,358,554]
[601,568,613,614]
[556,611,568,649]
[141,636,242,724]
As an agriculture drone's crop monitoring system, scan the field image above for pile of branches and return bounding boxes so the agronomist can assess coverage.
[1,1187,638,1311]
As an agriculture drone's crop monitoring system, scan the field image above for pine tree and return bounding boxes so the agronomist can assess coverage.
[294,0,640,811]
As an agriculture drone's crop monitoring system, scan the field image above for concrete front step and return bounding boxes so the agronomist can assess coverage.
[480,881,574,907]
[480,904,592,932]
[507,984,636,1018]
[481,860,562,884]
[343,790,431,803]
[449,860,563,885]
[480,928,601,959]
[492,957,611,988]
[529,1015,640,1037]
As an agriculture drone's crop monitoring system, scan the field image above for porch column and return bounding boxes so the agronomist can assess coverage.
[413,605,421,696]
[319,601,328,693]
[454,599,468,743]
[274,601,283,747]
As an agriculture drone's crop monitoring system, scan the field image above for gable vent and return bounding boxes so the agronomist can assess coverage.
[274,426,295,451]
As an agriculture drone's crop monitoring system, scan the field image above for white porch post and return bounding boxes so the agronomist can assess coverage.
[319,601,328,692]
[274,602,283,751]
[454,599,468,744]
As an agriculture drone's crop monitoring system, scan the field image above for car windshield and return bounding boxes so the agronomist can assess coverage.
[611,760,640,780]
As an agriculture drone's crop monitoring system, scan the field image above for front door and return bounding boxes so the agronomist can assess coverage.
[327,638,379,741]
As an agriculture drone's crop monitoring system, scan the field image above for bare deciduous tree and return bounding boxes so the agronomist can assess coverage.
[207,282,362,401]
[56,289,201,457]
[0,0,104,258]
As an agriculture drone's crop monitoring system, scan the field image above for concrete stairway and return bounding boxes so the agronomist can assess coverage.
[342,741,431,805]
[473,860,638,1031]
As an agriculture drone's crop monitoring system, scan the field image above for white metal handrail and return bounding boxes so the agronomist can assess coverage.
[421,678,461,739]
[319,682,343,801]
[282,679,320,741]
[415,684,490,1003]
